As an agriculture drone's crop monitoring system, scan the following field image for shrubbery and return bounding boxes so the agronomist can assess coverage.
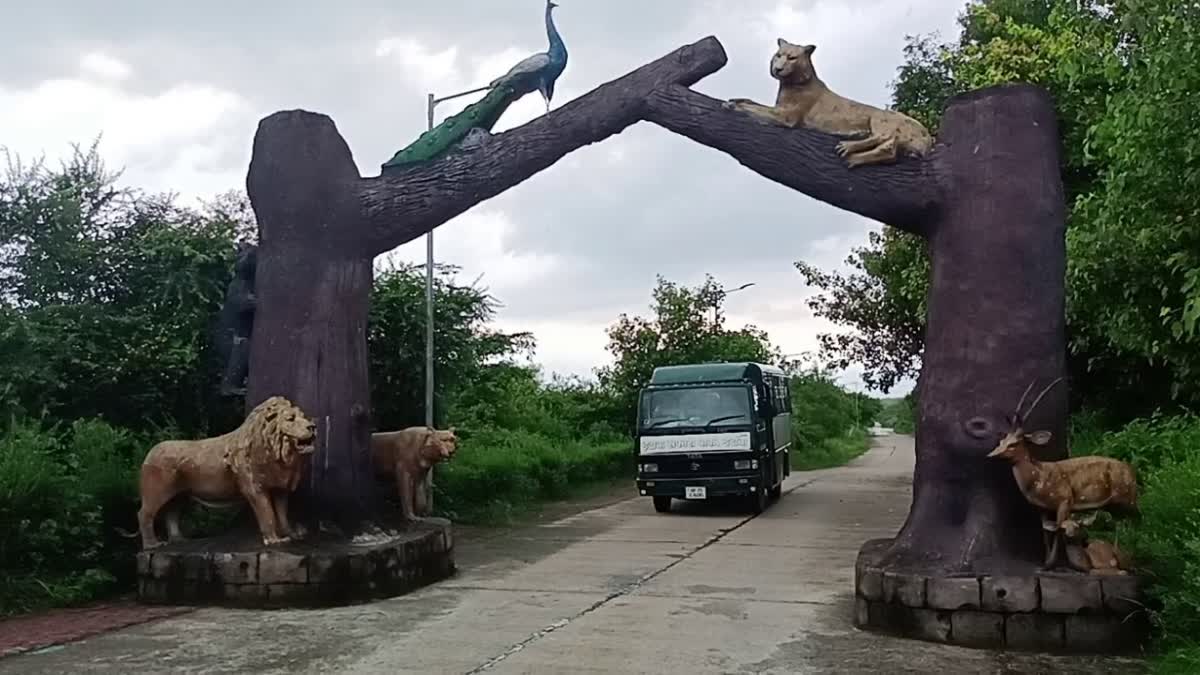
[877,394,915,435]
[434,429,631,524]
[0,418,152,614]
[1074,414,1200,670]
[787,368,876,471]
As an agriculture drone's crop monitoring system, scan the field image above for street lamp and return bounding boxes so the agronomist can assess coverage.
[713,282,755,325]
[421,84,489,508]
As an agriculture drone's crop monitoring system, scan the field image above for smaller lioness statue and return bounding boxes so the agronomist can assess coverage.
[371,426,458,521]
[725,38,934,168]
[137,396,317,549]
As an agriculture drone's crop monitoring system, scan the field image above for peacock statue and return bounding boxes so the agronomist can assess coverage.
[488,0,568,113]
[382,0,568,170]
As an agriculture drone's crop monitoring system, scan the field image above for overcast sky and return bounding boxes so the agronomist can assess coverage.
[0,0,965,395]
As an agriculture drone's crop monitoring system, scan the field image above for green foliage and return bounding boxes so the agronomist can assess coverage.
[1066,1,1200,405]
[1087,414,1200,478]
[851,393,884,429]
[795,229,927,392]
[877,393,916,434]
[796,0,1200,419]
[433,429,632,524]
[790,369,858,445]
[0,143,251,435]
[790,428,870,472]
[0,418,128,614]
[1154,647,1200,675]
[1073,413,1200,665]
[598,274,780,428]
[448,364,623,442]
[368,262,534,430]
[786,366,874,470]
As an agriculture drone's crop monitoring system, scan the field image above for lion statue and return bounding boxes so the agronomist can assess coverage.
[137,395,317,549]
[371,426,458,521]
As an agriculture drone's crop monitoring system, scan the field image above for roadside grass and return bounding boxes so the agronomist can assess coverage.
[790,427,871,471]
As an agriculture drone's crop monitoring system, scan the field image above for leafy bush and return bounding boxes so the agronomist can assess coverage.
[0,419,110,614]
[1087,414,1200,478]
[1074,413,1200,668]
[790,371,856,446]
[432,429,632,524]
[788,368,874,469]
[876,393,916,435]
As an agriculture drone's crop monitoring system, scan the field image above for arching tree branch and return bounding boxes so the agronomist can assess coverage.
[358,36,729,255]
[252,34,943,258]
[643,85,941,234]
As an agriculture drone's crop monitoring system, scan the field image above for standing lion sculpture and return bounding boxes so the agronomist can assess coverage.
[137,395,317,549]
[371,426,458,521]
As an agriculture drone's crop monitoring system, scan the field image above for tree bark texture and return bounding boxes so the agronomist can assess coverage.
[245,30,1068,571]
[889,84,1068,574]
[643,86,940,234]
[245,112,376,530]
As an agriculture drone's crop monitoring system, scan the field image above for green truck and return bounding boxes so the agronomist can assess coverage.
[634,362,792,514]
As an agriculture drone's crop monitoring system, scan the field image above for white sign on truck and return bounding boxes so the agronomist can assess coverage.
[639,432,752,455]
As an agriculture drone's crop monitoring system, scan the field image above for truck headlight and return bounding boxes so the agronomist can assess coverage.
[734,460,753,470]
[640,463,658,473]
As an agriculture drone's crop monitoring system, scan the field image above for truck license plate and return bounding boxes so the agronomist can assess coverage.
[685,486,707,500]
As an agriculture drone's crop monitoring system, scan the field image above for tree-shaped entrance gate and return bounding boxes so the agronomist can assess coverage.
[143,36,1085,631]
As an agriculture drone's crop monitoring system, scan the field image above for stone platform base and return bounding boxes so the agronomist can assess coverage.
[854,538,1150,654]
[136,518,454,608]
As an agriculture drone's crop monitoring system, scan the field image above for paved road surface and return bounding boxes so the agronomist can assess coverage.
[1,435,1145,674]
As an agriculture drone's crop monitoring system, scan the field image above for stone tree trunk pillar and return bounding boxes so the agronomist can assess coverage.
[890,86,1068,573]
[245,113,376,531]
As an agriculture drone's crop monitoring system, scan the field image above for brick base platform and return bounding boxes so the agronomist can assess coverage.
[136,518,455,608]
[854,538,1151,654]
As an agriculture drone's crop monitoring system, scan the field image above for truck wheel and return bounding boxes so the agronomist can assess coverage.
[653,496,672,513]
[769,483,783,501]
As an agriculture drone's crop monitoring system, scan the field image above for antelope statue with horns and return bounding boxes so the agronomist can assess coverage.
[987,377,1139,556]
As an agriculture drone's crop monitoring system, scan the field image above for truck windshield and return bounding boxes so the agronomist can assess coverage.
[640,386,752,429]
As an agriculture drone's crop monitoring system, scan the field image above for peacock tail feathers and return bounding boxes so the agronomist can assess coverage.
[381,83,520,169]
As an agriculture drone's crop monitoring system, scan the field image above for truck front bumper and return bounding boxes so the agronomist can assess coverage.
[636,475,761,499]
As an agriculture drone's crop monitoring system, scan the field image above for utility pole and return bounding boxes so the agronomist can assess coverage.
[421,84,489,512]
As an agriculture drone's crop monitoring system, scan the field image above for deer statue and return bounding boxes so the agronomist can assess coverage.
[1040,513,1134,575]
[987,377,1139,568]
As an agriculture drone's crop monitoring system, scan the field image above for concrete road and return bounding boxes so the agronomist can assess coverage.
[2,435,1144,674]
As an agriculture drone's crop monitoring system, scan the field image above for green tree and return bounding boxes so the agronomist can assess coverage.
[852,392,884,428]
[597,275,780,424]
[0,143,248,434]
[795,0,1200,417]
[795,229,927,392]
[367,262,533,431]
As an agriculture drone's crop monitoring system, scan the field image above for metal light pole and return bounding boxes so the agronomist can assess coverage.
[713,282,755,326]
[421,84,489,512]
